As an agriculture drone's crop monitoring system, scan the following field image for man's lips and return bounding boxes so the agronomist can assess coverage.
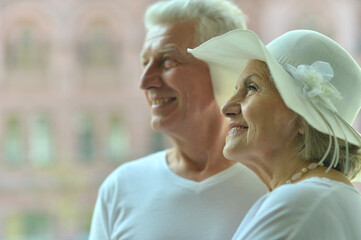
[151,97,177,106]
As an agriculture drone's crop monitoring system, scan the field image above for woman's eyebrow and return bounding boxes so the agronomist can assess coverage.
[241,73,261,85]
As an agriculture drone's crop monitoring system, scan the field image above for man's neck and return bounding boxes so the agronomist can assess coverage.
[165,119,236,182]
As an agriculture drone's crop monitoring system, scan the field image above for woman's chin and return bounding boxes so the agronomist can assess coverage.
[223,141,248,161]
[223,147,240,161]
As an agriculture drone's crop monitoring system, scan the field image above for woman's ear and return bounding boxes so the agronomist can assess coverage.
[292,114,304,135]
[298,126,304,135]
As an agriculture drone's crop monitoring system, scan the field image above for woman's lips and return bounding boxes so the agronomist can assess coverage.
[228,123,248,136]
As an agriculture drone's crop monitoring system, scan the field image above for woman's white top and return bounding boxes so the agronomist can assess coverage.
[232,177,361,240]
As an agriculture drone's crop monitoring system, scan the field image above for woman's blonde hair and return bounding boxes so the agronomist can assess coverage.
[297,117,361,180]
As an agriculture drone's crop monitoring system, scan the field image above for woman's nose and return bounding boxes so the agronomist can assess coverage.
[221,98,242,117]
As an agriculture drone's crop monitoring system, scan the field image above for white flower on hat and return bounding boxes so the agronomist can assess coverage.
[286,61,343,112]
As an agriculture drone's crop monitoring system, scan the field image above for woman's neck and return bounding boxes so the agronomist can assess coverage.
[242,147,315,191]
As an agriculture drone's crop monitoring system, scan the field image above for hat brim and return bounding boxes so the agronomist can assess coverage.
[188,30,361,146]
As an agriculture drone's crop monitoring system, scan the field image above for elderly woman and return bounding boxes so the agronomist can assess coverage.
[189,30,361,239]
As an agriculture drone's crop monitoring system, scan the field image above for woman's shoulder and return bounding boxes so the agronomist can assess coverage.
[262,177,361,212]
[235,177,361,240]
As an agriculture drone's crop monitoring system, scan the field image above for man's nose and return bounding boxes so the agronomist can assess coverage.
[139,61,163,90]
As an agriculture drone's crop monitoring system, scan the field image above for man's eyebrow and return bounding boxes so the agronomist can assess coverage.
[158,47,179,54]
[140,47,179,58]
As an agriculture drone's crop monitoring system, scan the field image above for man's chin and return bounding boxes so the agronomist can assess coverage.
[151,122,161,132]
[150,117,166,132]
[150,114,175,131]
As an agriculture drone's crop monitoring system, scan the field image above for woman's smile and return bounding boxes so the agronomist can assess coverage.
[228,123,249,136]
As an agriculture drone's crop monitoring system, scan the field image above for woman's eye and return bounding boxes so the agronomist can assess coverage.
[247,84,258,92]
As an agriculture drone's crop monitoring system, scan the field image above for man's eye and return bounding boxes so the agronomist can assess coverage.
[164,56,173,61]
[142,61,149,67]
[141,57,149,67]
[163,56,177,68]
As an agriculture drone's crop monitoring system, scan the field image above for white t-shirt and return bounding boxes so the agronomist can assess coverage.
[233,177,361,240]
[89,150,267,240]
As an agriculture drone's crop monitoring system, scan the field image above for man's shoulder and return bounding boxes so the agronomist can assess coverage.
[100,150,168,189]
[119,149,168,171]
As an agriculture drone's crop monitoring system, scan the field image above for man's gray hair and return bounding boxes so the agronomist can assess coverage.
[144,0,247,45]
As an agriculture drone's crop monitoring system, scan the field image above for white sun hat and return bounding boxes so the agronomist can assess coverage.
[188,29,361,154]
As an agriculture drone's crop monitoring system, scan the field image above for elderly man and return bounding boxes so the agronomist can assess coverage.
[89,0,266,239]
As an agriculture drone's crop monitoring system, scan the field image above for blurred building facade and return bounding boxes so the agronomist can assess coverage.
[0,0,359,239]
[0,0,159,239]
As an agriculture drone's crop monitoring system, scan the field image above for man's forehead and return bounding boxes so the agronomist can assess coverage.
[145,24,169,38]
[141,22,195,57]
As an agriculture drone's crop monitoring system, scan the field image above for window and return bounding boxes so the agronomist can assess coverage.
[107,115,129,161]
[5,212,53,239]
[5,21,49,71]
[78,114,95,161]
[29,115,54,168]
[3,117,24,166]
[78,21,117,70]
